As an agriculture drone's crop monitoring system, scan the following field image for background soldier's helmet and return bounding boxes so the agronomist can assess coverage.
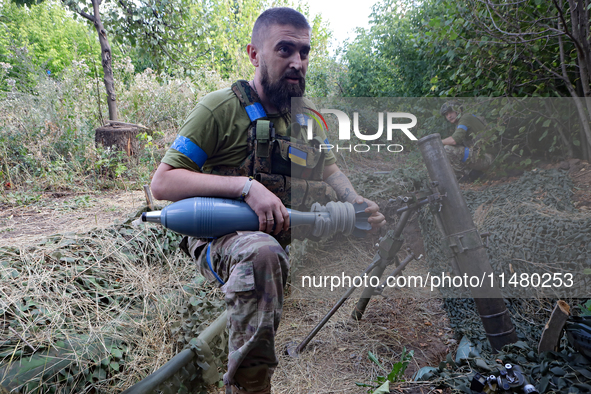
[440,100,463,116]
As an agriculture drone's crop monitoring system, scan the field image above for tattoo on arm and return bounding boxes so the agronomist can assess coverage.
[325,171,359,203]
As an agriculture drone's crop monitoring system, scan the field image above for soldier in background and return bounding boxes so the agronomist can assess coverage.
[440,100,493,182]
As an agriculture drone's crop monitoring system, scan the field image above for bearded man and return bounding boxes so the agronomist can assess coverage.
[151,7,385,393]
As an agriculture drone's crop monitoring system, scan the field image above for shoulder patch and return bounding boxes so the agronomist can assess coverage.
[171,135,208,168]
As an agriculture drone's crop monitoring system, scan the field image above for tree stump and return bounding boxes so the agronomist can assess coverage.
[538,300,570,353]
[95,122,146,156]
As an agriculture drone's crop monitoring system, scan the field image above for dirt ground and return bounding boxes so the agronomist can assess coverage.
[1,159,590,393]
[563,158,591,209]
[0,190,147,247]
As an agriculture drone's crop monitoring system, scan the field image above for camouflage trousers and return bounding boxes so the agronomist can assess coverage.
[444,144,493,178]
[186,232,289,391]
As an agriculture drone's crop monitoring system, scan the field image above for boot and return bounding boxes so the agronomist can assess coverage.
[468,169,484,182]
[230,384,271,394]
[230,365,272,394]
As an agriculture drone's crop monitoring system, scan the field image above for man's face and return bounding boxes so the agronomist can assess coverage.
[257,24,310,112]
[445,111,458,124]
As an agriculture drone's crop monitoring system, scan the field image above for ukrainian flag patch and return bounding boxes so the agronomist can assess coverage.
[289,146,307,166]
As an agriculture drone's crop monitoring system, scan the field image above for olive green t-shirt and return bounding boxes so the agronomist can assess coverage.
[162,87,336,172]
[450,113,486,146]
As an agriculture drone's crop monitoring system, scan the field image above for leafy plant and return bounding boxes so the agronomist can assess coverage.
[94,146,128,179]
[0,1,100,81]
[1,191,42,206]
[580,299,591,316]
[356,347,414,393]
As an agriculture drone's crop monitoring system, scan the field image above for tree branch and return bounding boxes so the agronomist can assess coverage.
[78,10,95,22]
[552,0,585,54]
[479,0,554,37]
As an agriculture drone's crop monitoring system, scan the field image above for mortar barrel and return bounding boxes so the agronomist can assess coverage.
[418,134,517,351]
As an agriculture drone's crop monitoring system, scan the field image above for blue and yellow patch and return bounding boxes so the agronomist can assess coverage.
[288,146,307,166]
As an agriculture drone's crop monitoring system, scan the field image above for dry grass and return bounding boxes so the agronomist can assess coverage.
[266,235,452,394]
[0,191,147,248]
[0,215,213,393]
[2,156,451,393]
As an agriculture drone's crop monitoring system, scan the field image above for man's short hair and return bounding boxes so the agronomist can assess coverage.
[252,7,311,47]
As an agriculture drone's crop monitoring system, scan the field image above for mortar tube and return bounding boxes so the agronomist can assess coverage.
[431,211,462,276]
[418,134,517,352]
[121,310,227,394]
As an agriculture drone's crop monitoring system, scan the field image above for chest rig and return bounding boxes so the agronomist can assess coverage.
[210,80,336,210]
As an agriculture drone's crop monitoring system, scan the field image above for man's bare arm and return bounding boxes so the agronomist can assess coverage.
[151,163,289,234]
[323,164,358,203]
[151,163,245,202]
[322,163,385,229]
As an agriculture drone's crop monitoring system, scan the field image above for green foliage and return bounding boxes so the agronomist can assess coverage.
[101,0,333,79]
[94,146,129,179]
[340,0,591,161]
[342,0,445,97]
[193,0,264,79]
[0,54,216,196]
[356,347,414,393]
[580,300,591,316]
[0,0,99,81]
[306,55,345,97]
[298,3,340,97]
[103,0,213,73]
[0,0,337,196]
[415,0,574,98]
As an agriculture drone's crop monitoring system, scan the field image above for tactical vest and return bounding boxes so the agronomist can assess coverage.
[209,80,337,211]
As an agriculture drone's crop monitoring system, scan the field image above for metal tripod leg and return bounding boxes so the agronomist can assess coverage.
[286,256,383,357]
[351,209,412,321]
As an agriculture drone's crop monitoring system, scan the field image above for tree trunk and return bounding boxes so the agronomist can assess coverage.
[571,0,591,158]
[74,0,118,121]
[91,0,117,121]
[95,124,141,156]
[558,12,591,156]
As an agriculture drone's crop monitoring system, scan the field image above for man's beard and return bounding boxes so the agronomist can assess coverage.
[260,62,306,113]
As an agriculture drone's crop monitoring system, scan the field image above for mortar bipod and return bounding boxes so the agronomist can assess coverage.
[373,251,423,297]
[285,192,438,358]
[351,190,444,321]
[285,252,384,357]
[351,250,418,321]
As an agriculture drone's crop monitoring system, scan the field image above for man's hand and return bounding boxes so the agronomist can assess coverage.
[441,136,456,146]
[323,164,386,232]
[353,195,386,232]
[244,179,290,235]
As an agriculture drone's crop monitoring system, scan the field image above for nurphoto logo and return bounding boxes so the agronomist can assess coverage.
[305,108,418,153]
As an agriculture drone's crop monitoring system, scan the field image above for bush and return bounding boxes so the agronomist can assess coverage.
[0,55,231,198]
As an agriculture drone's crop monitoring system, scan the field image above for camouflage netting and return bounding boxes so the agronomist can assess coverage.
[348,167,428,202]
[0,213,226,394]
[416,168,591,393]
[420,168,591,299]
